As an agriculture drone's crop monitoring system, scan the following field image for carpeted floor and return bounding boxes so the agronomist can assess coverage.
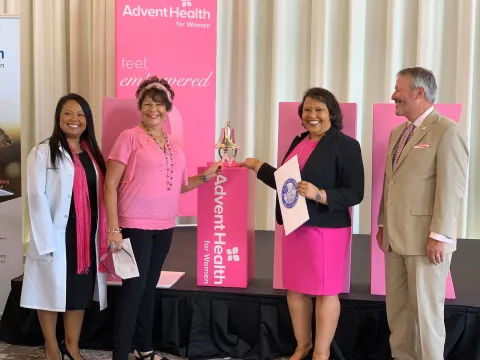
[0,342,292,360]
[0,342,188,359]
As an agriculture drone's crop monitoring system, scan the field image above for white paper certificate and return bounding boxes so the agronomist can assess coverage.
[112,238,140,279]
[274,155,310,235]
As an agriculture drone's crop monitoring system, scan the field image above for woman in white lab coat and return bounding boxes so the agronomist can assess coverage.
[20,93,109,360]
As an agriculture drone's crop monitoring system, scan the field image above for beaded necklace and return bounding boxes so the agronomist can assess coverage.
[142,122,174,190]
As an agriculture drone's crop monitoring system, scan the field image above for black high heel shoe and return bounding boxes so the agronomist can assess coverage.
[59,342,73,360]
[59,341,83,360]
[133,349,169,360]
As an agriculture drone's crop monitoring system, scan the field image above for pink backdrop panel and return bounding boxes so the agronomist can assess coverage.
[115,0,217,216]
[274,102,357,291]
[371,104,462,298]
[102,98,138,158]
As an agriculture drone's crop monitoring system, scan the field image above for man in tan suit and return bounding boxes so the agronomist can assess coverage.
[377,67,469,360]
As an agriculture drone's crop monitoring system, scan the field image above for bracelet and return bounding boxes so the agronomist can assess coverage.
[200,173,208,182]
[107,228,122,233]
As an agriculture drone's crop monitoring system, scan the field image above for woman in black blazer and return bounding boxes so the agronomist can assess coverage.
[242,88,364,360]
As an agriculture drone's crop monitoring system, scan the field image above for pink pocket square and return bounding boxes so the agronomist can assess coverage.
[414,143,429,149]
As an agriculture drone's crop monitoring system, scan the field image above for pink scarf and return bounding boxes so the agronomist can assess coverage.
[69,141,108,274]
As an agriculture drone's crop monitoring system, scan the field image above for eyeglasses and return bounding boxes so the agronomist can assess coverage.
[99,247,135,280]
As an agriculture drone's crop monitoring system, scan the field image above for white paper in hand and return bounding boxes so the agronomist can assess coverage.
[112,238,139,279]
[274,155,310,235]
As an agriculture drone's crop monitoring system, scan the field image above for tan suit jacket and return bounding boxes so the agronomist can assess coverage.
[378,110,469,255]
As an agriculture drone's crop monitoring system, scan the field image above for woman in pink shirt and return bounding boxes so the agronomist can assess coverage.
[104,76,221,360]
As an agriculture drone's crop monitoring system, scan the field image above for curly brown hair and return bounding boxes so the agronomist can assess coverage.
[135,76,175,111]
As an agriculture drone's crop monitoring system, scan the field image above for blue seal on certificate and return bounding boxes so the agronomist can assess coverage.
[281,178,298,209]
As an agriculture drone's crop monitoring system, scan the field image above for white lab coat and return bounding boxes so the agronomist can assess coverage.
[20,143,107,312]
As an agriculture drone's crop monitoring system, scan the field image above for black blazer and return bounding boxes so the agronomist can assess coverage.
[257,127,364,228]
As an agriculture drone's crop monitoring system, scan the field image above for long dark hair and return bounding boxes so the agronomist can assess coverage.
[47,93,106,175]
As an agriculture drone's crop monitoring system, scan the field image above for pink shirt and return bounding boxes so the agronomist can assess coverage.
[108,126,188,230]
[284,135,319,171]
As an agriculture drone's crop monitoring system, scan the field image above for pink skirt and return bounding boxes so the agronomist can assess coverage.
[282,225,351,296]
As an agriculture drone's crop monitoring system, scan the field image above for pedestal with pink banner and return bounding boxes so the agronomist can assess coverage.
[371,104,461,298]
[274,103,357,291]
[197,165,255,288]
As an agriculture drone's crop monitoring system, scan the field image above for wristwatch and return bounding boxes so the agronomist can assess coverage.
[315,191,322,203]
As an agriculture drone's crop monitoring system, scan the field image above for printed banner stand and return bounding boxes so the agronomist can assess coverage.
[114,0,218,217]
[371,103,460,298]
[0,15,23,313]
[197,165,255,288]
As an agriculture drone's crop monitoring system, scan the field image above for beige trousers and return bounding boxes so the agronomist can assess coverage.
[385,250,451,360]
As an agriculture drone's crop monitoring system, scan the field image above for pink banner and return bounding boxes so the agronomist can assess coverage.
[114,0,217,216]
[371,104,462,298]
[197,166,255,288]
[274,102,357,291]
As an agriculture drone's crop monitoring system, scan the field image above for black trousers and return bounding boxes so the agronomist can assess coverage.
[113,227,174,360]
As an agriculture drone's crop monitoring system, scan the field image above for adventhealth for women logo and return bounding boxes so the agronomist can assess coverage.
[122,1,211,20]
[227,247,240,262]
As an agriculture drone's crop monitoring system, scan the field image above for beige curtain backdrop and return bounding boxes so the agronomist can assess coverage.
[1,0,479,243]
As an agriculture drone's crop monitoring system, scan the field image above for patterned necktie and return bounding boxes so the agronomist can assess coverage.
[393,122,415,169]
